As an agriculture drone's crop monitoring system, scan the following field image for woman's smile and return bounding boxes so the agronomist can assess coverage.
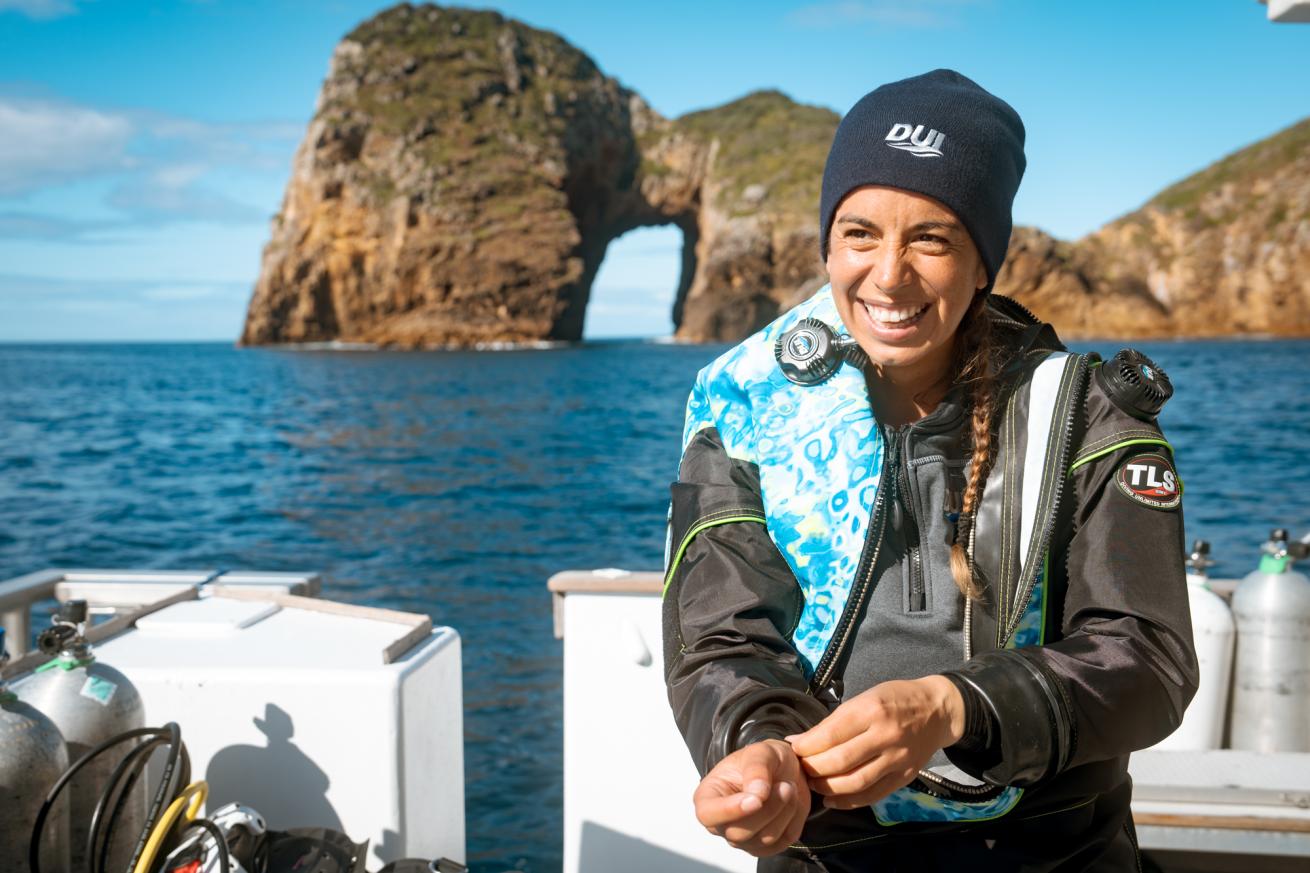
[859,299,932,339]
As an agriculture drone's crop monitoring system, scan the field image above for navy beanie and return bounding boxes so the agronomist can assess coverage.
[819,69,1026,290]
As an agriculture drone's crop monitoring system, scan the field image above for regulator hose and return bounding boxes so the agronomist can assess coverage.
[28,722,188,873]
[87,734,170,873]
[133,780,208,873]
[180,817,233,873]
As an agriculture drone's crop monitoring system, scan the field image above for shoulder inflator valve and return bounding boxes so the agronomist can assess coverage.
[1096,348,1173,420]
[774,318,868,385]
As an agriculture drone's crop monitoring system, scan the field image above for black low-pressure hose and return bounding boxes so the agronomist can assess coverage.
[126,722,188,873]
[87,735,167,873]
[28,722,185,873]
[183,817,232,873]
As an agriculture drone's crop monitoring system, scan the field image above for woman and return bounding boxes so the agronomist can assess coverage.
[662,69,1197,872]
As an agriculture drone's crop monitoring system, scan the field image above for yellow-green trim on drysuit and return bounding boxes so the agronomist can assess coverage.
[1067,437,1183,493]
[662,513,767,597]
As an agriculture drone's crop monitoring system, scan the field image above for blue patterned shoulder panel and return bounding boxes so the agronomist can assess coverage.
[681,286,884,675]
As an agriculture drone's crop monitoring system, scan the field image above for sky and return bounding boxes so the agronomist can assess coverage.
[0,0,1307,341]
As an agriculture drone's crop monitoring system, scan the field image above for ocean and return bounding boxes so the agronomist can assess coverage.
[1,337,1307,871]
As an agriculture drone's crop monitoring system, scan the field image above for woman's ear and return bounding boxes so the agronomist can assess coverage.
[975,259,989,291]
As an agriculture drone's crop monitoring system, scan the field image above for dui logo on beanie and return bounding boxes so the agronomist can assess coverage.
[1115,452,1181,510]
[885,123,946,158]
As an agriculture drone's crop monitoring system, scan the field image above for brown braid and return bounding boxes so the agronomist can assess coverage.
[948,294,1000,599]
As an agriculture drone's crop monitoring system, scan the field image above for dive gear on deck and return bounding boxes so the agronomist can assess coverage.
[1,626,71,873]
[1229,529,1310,752]
[18,598,146,873]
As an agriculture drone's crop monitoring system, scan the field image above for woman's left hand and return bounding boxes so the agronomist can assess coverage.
[786,675,966,810]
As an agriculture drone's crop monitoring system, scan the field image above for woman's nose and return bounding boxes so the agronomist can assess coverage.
[872,242,911,292]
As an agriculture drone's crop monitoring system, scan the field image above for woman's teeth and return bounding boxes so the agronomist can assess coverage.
[863,301,929,326]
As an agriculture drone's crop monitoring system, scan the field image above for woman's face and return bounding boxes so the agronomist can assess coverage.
[826,185,988,386]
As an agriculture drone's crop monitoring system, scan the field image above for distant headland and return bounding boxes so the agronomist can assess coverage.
[240,2,1310,348]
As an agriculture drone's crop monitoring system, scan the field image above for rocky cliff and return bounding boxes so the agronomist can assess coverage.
[242,2,1310,346]
[994,117,1310,338]
[240,2,834,347]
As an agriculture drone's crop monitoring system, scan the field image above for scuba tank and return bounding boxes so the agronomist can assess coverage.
[0,626,71,873]
[1152,540,1235,750]
[16,600,146,872]
[1229,529,1310,752]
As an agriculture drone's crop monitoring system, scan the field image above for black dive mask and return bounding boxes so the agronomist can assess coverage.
[774,318,868,385]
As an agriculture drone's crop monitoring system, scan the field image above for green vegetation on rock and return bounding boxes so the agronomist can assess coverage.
[1150,116,1310,213]
[674,89,838,218]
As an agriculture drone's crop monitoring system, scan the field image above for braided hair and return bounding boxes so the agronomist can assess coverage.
[948,293,1001,599]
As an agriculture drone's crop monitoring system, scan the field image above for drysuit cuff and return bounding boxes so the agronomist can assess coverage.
[943,671,996,757]
[708,687,830,770]
[940,650,1070,786]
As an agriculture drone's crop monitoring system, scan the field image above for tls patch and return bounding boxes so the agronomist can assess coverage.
[1115,452,1180,510]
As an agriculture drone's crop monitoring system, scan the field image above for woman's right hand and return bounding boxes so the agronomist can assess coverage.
[693,738,810,857]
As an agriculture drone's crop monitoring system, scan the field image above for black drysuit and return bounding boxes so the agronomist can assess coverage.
[662,296,1197,871]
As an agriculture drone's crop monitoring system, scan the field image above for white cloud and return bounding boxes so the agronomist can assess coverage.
[788,0,986,30]
[105,164,266,224]
[0,95,296,227]
[0,0,81,19]
[0,98,133,194]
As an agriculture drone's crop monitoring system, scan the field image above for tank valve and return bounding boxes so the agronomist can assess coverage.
[1187,539,1215,577]
[37,598,91,658]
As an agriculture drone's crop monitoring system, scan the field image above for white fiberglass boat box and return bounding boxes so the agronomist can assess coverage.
[553,570,755,873]
[91,589,464,868]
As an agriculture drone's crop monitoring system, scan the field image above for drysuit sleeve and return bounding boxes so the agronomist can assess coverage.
[944,382,1198,786]
[663,426,830,777]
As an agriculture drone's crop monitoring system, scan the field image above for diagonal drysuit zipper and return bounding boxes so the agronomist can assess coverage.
[808,430,898,692]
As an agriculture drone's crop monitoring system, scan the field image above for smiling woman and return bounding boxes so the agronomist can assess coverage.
[661,69,1198,872]
[826,188,988,425]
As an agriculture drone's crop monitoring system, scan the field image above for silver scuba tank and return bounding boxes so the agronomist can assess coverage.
[1151,540,1235,750]
[0,626,71,873]
[15,600,146,872]
[1228,529,1310,753]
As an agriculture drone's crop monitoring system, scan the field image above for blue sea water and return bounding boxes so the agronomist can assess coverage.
[1,337,1308,871]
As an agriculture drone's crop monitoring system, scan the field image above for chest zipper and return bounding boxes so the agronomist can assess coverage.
[807,429,1006,805]
[900,445,926,613]
[808,430,899,693]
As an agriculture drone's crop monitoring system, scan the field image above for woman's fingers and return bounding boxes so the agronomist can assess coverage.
[794,727,889,778]
[693,741,784,829]
[779,787,810,848]
[694,739,808,857]
[821,765,919,810]
[739,780,799,850]
[786,706,867,758]
[808,748,907,796]
[695,789,764,831]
